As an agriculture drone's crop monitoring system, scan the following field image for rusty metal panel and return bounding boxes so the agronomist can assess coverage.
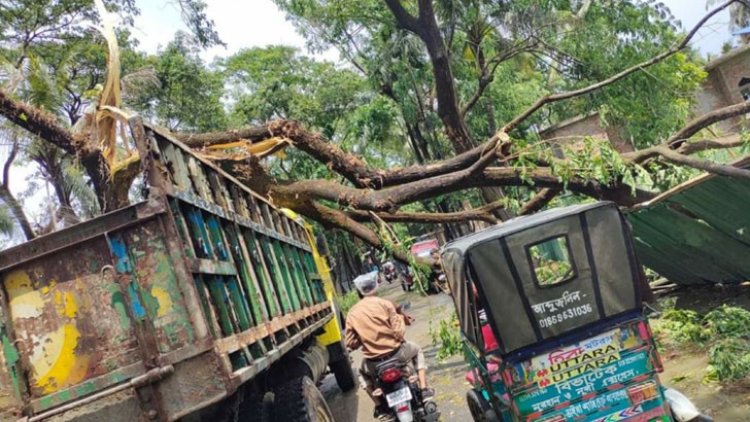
[157,352,227,420]
[2,235,142,398]
[0,117,341,422]
[0,300,24,420]
[45,389,141,422]
[112,220,196,353]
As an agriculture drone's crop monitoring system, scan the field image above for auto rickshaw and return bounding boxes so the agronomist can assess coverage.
[441,202,710,422]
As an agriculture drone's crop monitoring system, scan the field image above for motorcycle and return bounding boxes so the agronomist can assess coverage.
[401,270,414,291]
[372,358,440,422]
[427,269,449,294]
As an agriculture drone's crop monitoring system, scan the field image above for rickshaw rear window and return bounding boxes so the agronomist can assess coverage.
[527,235,576,287]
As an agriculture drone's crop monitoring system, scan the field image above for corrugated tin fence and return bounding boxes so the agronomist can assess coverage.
[628,165,750,285]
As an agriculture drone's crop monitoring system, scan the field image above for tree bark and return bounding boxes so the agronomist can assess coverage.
[0,89,81,154]
[383,0,475,153]
[0,186,35,240]
[520,188,561,215]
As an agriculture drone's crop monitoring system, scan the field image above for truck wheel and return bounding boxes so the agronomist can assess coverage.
[330,357,357,392]
[274,376,334,422]
[238,393,272,422]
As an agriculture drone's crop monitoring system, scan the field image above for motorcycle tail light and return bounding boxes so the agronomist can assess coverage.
[627,381,659,405]
[380,367,402,383]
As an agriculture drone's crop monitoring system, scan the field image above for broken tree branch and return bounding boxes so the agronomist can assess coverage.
[0,88,81,155]
[519,188,561,215]
[622,101,750,164]
[649,145,750,179]
[173,125,274,148]
[347,200,507,225]
[667,99,750,147]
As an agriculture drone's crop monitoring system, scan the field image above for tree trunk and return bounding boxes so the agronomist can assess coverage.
[0,186,35,240]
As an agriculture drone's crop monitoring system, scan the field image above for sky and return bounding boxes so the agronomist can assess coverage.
[129,0,734,60]
[132,0,338,61]
[663,0,733,56]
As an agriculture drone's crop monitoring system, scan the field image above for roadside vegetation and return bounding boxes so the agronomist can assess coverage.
[652,299,750,382]
[428,312,463,361]
[338,290,360,316]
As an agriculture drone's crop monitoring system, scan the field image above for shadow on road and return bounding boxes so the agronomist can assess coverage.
[321,372,361,421]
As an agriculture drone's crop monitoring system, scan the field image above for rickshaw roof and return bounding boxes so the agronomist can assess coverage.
[442,201,609,257]
[441,201,643,356]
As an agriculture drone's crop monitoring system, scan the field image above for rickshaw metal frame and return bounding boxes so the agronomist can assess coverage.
[442,201,667,422]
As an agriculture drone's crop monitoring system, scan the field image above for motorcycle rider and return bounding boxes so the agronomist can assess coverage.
[345,274,434,420]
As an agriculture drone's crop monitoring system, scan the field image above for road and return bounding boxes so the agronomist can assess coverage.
[319,281,738,422]
[321,281,471,422]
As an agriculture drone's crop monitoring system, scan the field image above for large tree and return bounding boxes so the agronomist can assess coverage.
[2,0,750,262]
[0,0,222,218]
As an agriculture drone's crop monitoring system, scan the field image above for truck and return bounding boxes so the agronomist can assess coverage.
[0,117,355,421]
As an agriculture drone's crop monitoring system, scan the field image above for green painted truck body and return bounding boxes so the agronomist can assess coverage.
[0,119,334,421]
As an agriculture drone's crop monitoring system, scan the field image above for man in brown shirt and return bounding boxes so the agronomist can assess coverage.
[345,272,432,419]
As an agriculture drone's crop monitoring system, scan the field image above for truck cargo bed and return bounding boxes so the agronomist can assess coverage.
[0,119,333,421]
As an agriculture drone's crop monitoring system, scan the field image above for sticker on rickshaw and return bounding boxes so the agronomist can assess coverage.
[511,324,644,387]
[593,404,644,422]
[515,351,651,414]
[558,388,629,419]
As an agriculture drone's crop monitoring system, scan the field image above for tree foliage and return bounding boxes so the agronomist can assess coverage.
[0,0,747,264]
[132,32,226,132]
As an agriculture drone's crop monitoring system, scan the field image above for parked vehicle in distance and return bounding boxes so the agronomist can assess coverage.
[0,119,355,422]
[410,239,440,260]
[441,202,711,422]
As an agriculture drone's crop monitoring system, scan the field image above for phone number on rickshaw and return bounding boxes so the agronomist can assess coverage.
[539,304,593,328]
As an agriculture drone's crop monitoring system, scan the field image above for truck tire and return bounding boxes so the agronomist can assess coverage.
[274,376,334,422]
[238,393,272,422]
[330,357,357,392]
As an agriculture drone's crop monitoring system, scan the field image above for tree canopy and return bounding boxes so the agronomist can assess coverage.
[0,0,749,265]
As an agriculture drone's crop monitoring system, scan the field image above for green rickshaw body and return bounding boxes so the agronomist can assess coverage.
[443,202,672,422]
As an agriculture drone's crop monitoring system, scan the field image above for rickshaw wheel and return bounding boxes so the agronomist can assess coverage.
[466,389,495,422]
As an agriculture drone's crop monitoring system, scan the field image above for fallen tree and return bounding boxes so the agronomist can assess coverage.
[1,0,748,259]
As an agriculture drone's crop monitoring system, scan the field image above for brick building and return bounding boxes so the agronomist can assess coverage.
[694,44,750,134]
[538,112,634,155]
